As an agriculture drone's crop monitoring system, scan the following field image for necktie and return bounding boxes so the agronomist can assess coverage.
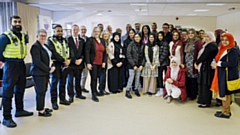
[75,38,79,49]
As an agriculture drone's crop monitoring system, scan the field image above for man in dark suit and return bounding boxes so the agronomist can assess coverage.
[67,24,86,103]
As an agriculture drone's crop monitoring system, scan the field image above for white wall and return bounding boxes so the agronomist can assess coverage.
[40,9,53,18]
[217,11,240,44]
[52,12,217,37]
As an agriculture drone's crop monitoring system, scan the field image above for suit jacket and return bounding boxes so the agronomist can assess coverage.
[67,35,85,69]
[85,37,107,65]
[30,41,51,76]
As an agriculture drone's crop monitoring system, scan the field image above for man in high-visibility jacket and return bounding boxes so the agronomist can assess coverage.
[0,15,33,128]
[46,25,71,110]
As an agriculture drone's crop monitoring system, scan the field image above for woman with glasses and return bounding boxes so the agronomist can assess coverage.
[211,33,240,118]
[85,27,107,102]
[125,33,145,99]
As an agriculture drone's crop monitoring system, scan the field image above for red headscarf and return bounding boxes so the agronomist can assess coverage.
[211,33,235,94]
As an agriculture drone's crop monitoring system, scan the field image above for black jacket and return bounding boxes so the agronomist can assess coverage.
[196,42,218,85]
[67,35,85,69]
[85,37,107,65]
[127,41,145,68]
[158,40,170,67]
[162,31,172,44]
[30,41,51,76]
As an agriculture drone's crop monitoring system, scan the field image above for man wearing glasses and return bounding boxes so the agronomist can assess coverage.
[161,23,172,44]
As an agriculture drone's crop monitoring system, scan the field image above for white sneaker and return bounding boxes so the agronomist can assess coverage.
[166,96,171,103]
[155,89,163,97]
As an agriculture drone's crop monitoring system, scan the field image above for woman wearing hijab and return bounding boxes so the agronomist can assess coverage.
[163,57,187,103]
[184,28,203,100]
[211,33,240,119]
[125,33,145,99]
[169,31,184,66]
[155,31,170,97]
[141,33,160,95]
[108,32,125,93]
[195,32,218,107]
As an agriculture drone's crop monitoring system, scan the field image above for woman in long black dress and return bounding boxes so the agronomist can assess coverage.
[195,32,218,107]
[108,32,125,93]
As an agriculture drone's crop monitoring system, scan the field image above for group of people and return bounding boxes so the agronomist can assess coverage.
[0,15,239,128]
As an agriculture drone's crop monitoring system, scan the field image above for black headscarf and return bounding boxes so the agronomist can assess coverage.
[111,32,122,57]
[111,32,121,44]
[147,33,156,63]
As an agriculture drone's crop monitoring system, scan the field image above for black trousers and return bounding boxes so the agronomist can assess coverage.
[157,66,167,88]
[67,67,83,98]
[197,84,212,105]
[2,61,26,119]
[186,77,198,100]
[33,75,49,111]
[108,66,123,93]
[98,67,107,91]
[123,64,129,87]
[89,65,102,96]
[50,64,73,103]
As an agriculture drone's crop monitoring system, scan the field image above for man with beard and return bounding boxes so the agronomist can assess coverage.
[47,24,71,110]
[0,15,33,128]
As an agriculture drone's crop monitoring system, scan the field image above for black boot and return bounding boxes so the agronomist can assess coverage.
[125,91,132,99]
[3,119,17,128]
[135,90,141,97]
[92,94,99,102]
[99,90,110,95]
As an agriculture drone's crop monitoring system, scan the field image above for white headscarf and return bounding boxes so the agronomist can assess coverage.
[170,56,180,81]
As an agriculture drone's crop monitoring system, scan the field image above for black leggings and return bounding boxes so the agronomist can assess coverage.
[157,66,167,88]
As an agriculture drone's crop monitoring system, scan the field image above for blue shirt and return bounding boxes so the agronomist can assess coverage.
[0,34,10,62]
[121,33,128,44]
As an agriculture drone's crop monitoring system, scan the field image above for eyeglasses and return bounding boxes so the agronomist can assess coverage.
[39,35,47,37]
[222,39,229,42]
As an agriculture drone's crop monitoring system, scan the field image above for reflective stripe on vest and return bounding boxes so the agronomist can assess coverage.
[49,37,69,60]
[3,31,27,59]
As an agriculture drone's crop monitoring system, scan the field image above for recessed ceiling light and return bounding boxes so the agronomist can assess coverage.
[40,3,54,5]
[130,4,147,6]
[59,3,74,6]
[194,9,209,12]
[96,13,102,16]
[206,3,225,6]
[187,14,197,16]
